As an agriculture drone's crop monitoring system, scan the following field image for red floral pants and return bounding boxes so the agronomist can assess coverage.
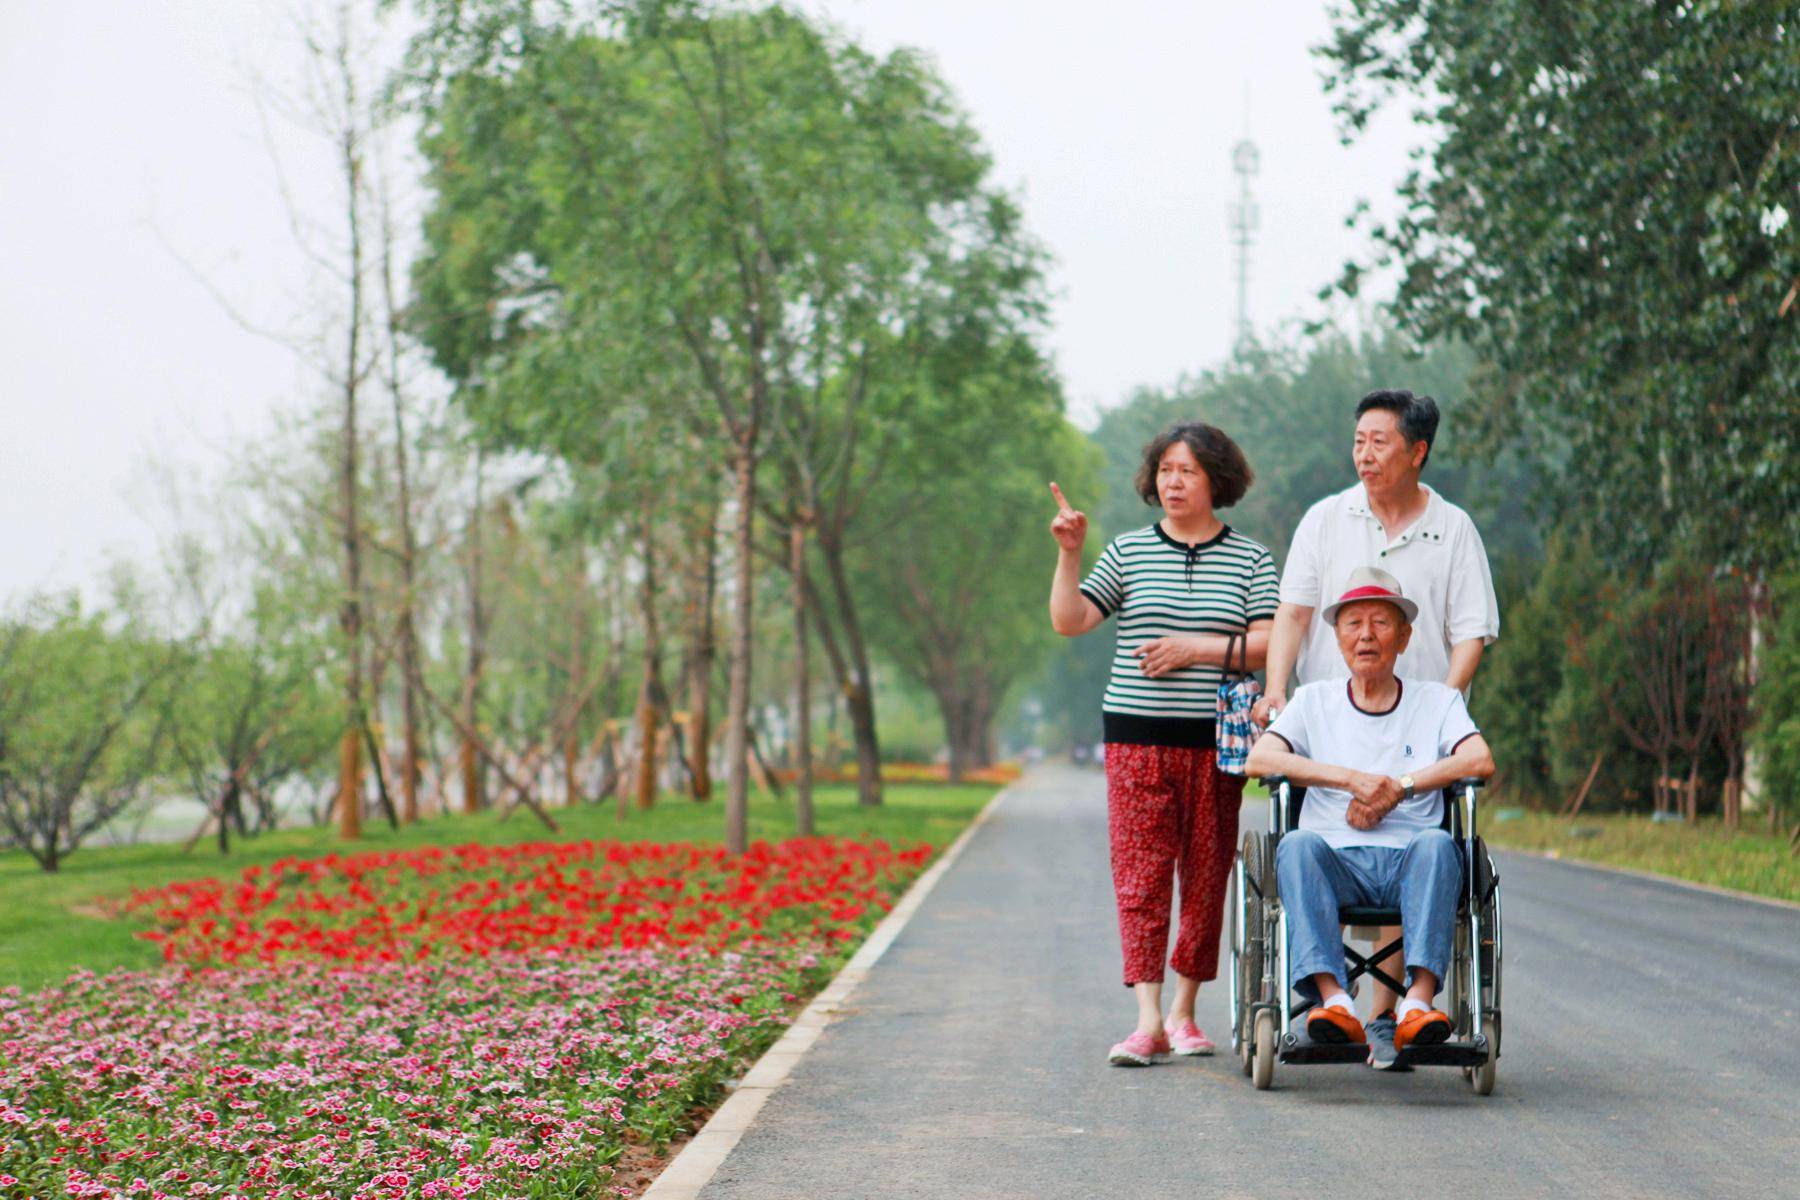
[1104,742,1243,986]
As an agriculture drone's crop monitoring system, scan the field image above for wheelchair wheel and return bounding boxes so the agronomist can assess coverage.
[1234,833,1269,1076]
[1471,1014,1500,1095]
[1229,866,1252,1075]
[1466,839,1501,1095]
[1251,1009,1276,1091]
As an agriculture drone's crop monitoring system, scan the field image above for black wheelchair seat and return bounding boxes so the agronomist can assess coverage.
[1338,905,1401,926]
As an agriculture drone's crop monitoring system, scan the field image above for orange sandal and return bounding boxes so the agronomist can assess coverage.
[1394,1007,1452,1051]
[1306,1004,1366,1045]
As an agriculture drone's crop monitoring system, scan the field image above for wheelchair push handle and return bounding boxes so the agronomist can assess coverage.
[1451,776,1484,840]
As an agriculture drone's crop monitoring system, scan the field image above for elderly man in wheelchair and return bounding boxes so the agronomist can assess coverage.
[1242,566,1496,1074]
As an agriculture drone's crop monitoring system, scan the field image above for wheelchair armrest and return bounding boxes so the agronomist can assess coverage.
[1456,777,1486,790]
[1260,776,1291,835]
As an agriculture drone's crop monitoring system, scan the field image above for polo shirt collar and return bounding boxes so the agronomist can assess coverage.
[1345,483,1447,546]
[1153,521,1232,551]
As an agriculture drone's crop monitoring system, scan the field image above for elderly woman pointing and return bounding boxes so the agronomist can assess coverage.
[1049,423,1278,1066]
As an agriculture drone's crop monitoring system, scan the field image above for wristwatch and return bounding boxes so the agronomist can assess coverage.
[1399,774,1416,800]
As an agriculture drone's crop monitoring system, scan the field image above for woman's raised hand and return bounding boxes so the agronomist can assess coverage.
[1048,482,1088,553]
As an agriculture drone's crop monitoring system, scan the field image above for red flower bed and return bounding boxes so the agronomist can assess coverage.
[125,837,934,966]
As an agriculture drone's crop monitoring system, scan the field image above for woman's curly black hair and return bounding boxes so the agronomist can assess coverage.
[1134,422,1254,509]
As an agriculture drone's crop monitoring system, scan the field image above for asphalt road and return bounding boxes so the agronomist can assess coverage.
[700,763,1800,1200]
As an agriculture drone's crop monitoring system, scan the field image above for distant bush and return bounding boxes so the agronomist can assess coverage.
[1753,570,1800,825]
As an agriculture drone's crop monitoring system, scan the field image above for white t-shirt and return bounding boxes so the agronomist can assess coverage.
[1279,483,1499,689]
[1265,678,1481,850]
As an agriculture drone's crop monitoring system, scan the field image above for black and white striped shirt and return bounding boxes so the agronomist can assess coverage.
[1081,523,1279,746]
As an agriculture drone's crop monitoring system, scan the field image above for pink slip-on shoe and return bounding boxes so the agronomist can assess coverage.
[1107,1029,1171,1067]
[1164,1017,1216,1056]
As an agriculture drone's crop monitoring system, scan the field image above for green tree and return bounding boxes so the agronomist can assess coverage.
[1475,532,1598,804]
[0,599,178,872]
[852,331,1097,778]
[165,589,339,853]
[1321,0,1800,569]
[1753,570,1800,829]
[402,1,1011,846]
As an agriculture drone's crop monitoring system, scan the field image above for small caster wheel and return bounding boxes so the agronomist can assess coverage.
[1252,1010,1276,1090]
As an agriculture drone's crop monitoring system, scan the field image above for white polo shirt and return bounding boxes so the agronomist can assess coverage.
[1266,678,1481,850]
[1279,483,1499,689]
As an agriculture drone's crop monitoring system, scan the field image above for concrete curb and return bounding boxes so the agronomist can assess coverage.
[1496,844,1800,912]
[642,783,1016,1199]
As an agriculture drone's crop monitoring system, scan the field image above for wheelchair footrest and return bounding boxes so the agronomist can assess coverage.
[1396,1036,1492,1069]
[1280,1028,1492,1068]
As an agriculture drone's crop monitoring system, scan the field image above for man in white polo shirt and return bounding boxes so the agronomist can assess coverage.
[1246,568,1496,1054]
[1254,389,1499,1067]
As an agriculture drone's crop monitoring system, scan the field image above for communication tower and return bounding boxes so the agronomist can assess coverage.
[1229,133,1260,356]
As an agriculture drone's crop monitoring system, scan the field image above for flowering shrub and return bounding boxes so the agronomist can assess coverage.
[0,948,820,1199]
[3,836,938,1198]
[125,837,933,966]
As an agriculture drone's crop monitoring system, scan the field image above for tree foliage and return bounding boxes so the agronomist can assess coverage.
[1321,0,1800,568]
[1753,569,1800,824]
[0,600,177,871]
[401,0,1052,828]
[851,330,1097,778]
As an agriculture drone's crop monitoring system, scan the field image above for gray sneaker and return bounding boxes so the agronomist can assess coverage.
[1365,1011,1412,1071]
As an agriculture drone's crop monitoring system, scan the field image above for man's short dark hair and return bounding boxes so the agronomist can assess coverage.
[1354,389,1440,468]
[1135,422,1255,509]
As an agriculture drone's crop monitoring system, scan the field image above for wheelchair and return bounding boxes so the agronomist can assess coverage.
[1228,776,1502,1094]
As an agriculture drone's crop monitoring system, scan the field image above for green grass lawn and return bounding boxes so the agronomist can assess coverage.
[1244,781,1800,905]
[1480,808,1800,904]
[0,782,996,993]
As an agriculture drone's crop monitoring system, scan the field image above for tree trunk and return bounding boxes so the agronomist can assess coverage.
[393,476,423,825]
[633,694,661,812]
[792,522,814,837]
[634,509,667,812]
[461,455,487,815]
[562,552,589,810]
[616,721,633,822]
[724,436,757,854]
[686,499,719,801]
[218,779,238,854]
[941,684,997,783]
[338,725,364,838]
[374,119,424,826]
[336,361,364,838]
[819,538,883,806]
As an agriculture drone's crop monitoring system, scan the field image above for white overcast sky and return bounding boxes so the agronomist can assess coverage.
[0,1,1417,604]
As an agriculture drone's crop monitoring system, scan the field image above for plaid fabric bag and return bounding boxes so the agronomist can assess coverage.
[1214,633,1263,776]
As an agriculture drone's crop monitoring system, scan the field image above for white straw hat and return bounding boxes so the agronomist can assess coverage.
[1319,565,1419,626]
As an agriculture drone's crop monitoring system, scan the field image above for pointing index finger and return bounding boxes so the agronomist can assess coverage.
[1048,481,1075,515]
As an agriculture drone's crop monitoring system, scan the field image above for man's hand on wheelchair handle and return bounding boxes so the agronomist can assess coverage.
[1250,691,1285,728]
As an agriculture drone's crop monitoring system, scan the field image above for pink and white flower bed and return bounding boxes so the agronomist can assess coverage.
[0,948,819,1199]
[1,835,936,1199]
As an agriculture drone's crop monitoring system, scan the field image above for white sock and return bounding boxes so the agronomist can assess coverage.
[1396,997,1429,1021]
[1324,991,1355,1014]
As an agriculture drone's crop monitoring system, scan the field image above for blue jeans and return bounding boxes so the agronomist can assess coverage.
[1275,829,1461,1003]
